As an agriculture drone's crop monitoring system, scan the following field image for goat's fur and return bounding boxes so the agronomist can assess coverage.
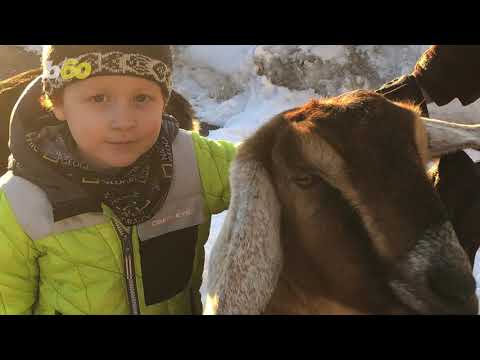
[205,90,479,315]
[203,159,283,314]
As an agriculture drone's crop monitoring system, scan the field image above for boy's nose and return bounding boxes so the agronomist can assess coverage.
[110,104,137,130]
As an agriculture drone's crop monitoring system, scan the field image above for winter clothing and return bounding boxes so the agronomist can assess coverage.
[11,78,179,226]
[42,45,173,104]
[0,76,237,315]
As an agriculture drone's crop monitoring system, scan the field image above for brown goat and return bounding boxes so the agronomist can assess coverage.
[430,151,480,267]
[205,90,480,315]
[0,68,199,175]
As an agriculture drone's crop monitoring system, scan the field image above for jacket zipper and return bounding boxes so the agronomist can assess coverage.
[112,217,141,315]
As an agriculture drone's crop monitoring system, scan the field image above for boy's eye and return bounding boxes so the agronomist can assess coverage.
[90,94,106,103]
[135,94,152,103]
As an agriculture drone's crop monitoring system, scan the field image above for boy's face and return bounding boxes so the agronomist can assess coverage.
[52,75,165,169]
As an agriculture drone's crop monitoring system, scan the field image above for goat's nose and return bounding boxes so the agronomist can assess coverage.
[427,263,478,314]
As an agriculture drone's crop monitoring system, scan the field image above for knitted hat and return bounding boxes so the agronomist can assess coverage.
[41,45,173,104]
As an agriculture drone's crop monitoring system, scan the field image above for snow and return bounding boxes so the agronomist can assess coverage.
[430,98,480,124]
[19,45,42,54]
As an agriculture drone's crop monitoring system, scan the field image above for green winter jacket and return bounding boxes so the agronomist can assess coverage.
[0,129,237,315]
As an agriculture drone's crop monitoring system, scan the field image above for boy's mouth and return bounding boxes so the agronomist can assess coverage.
[106,140,137,145]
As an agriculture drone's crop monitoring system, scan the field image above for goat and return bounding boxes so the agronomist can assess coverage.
[205,90,480,315]
[430,151,480,267]
[0,68,200,175]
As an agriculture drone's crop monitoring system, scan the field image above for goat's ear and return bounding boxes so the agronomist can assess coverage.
[204,155,283,315]
[421,117,480,157]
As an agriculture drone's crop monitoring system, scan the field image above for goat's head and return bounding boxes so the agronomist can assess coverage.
[205,90,479,315]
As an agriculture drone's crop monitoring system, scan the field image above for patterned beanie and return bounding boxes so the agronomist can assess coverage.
[41,45,173,104]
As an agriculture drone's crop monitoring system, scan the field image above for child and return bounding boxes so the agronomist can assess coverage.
[0,45,236,314]
[0,67,204,178]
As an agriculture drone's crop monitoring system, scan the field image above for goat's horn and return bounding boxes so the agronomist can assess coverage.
[421,117,480,158]
[203,156,283,315]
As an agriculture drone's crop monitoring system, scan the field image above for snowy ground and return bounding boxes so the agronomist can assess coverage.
[171,45,480,305]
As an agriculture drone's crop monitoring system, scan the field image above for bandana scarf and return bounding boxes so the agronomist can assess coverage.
[12,115,179,226]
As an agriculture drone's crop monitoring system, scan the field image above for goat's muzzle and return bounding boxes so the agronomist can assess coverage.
[389,222,478,315]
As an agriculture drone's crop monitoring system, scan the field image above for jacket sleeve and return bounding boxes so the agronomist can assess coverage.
[189,133,238,314]
[191,132,238,215]
[0,191,40,315]
[413,45,480,107]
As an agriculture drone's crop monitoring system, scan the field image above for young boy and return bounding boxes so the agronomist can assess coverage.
[0,45,236,314]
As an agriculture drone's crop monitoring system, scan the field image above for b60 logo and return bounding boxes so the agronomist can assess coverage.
[45,59,92,80]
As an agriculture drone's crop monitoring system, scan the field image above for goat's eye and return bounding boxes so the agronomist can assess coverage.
[292,174,317,189]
